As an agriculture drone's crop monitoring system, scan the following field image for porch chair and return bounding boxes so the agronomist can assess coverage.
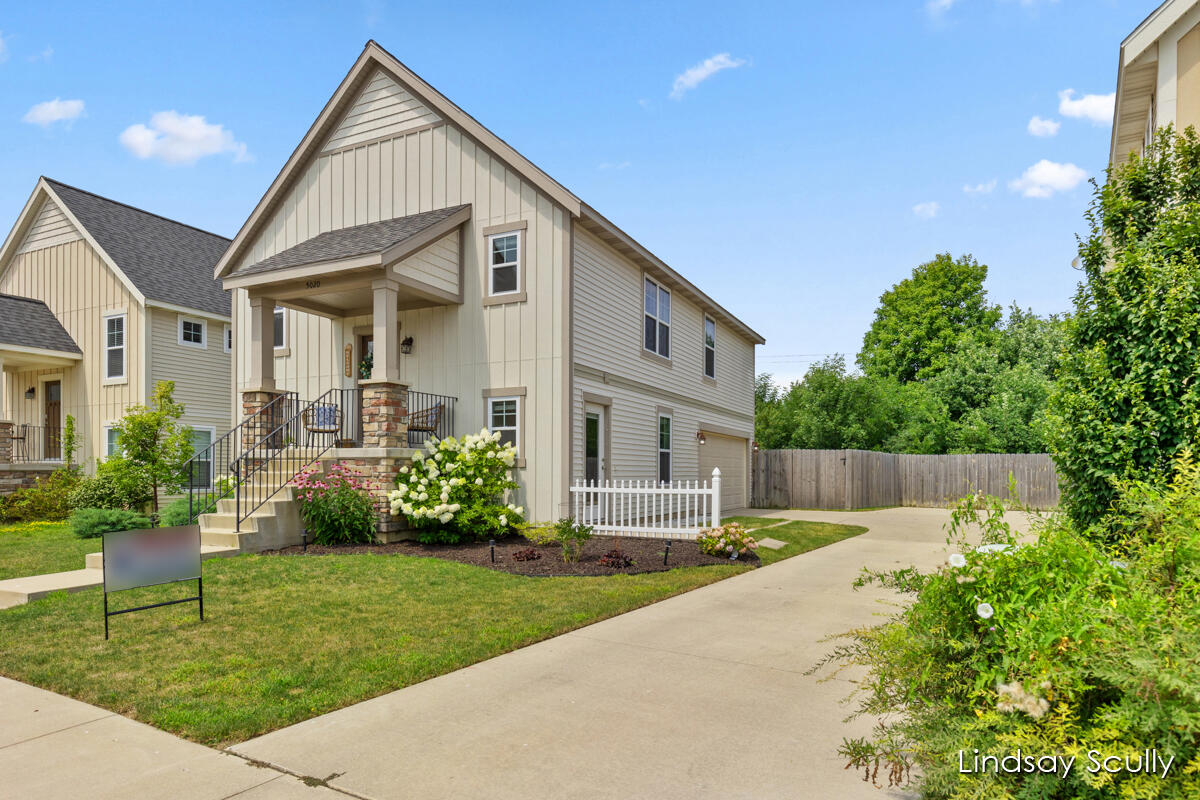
[302,404,342,446]
[406,402,444,443]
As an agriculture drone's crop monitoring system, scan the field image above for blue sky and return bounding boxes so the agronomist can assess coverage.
[0,0,1145,383]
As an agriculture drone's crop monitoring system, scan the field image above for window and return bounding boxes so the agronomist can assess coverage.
[105,426,120,458]
[273,306,286,349]
[488,397,520,454]
[179,317,206,348]
[704,317,716,379]
[488,232,521,296]
[657,415,672,483]
[644,277,670,359]
[104,313,125,380]
[224,325,232,354]
[188,428,214,490]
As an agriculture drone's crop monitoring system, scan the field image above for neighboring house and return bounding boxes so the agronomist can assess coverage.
[217,41,763,525]
[0,178,233,476]
[1111,0,1200,165]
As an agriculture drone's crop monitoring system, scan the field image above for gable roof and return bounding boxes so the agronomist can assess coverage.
[0,294,82,355]
[43,180,232,317]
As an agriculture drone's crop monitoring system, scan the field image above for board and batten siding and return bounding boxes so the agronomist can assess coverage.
[231,71,570,522]
[0,236,144,469]
[149,308,232,440]
[570,226,755,491]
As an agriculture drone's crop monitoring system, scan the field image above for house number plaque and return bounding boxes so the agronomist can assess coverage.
[344,344,353,377]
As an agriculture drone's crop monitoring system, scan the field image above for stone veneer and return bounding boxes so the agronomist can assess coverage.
[0,420,60,495]
[324,448,417,542]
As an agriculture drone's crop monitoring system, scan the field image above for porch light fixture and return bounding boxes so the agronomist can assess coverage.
[24,387,34,400]
[400,336,414,355]
[696,431,706,446]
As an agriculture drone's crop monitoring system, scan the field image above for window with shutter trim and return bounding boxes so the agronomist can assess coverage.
[104,314,125,380]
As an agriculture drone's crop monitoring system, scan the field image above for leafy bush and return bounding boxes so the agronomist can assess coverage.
[0,468,80,522]
[552,517,592,563]
[387,430,524,544]
[521,524,559,547]
[291,462,376,545]
[70,507,152,539]
[68,460,153,511]
[819,463,1200,799]
[696,522,758,558]
[511,547,541,562]
[598,548,633,568]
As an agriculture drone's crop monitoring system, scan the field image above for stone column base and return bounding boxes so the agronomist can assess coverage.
[360,381,409,449]
[323,448,417,541]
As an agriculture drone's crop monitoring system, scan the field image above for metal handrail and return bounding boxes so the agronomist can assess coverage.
[183,391,298,524]
[10,424,63,463]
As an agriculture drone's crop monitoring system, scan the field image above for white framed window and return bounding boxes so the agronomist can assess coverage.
[104,313,126,381]
[178,316,206,348]
[488,396,520,454]
[658,414,672,483]
[188,427,215,490]
[273,306,286,349]
[704,316,716,379]
[488,232,521,296]
[224,324,232,354]
[104,425,120,458]
[644,276,671,359]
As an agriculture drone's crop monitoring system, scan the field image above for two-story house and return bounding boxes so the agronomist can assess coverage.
[0,178,233,480]
[216,41,762,528]
[1112,0,1200,165]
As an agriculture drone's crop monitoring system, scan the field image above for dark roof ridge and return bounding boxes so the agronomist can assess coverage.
[42,177,232,243]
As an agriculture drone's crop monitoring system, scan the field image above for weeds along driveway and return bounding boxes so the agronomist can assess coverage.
[233,507,1033,800]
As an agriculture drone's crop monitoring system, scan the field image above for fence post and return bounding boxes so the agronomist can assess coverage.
[711,467,722,527]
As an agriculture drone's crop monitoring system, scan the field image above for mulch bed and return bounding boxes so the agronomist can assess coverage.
[260,534,760,576]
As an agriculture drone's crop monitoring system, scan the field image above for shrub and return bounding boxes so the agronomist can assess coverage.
[598,548,633,568]
[70,507,152,539]
[521,524,559,547]
[0,468,80,522]
[819,463,1200,799]
[68,460,153,511]
[511,547,541,562]
[158,498,191,527]
[552,517,592,563]
[696,522,758,558]
[387,430,524,544]
[292,462,376,545]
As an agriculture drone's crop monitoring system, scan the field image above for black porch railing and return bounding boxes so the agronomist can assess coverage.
[406,390,455,447]
[11,424,62,463]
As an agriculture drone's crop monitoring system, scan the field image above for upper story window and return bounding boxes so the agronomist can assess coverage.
[179,317,206,348]
[704,317,716,379]
[104,313,126,381]
[273,306,286,349]
[489,232,521,296]
[644,277,670,359]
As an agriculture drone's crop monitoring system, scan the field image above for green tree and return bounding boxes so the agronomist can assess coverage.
[61,414,78,469]
[109,381,194,514]
[1048,126,1200,531]
[858,253,1001,383]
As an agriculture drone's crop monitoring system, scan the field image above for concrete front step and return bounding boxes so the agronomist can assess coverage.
[0,568,104,610]
[84,544,238,571]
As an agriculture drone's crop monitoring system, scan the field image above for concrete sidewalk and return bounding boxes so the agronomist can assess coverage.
[0,677,344,799]
[230,507,1033,800]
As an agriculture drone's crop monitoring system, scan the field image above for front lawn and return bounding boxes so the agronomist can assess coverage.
[0,522,94,580]
[0,517,866,747]
[723,516,869,566]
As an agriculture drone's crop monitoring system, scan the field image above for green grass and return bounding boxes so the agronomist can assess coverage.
[723,515,787,530]
[0,522,95,580]
[0,516,867,747]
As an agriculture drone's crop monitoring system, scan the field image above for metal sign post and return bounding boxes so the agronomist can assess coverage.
[102,525,204,639]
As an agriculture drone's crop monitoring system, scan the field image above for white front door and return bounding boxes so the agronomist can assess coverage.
[584,403,606,485]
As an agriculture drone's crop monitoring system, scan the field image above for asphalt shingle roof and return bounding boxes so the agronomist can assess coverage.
[0,294,81,354]
[45,179,232,317]
[230,204,470,278]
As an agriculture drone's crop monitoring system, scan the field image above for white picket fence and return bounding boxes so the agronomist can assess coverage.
[569,468,722,539]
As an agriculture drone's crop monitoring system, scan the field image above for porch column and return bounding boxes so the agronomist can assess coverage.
[248,295,276,391]
[370,278,401,383]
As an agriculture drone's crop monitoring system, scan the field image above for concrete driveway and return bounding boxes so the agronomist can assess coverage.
[231,507,1036,800]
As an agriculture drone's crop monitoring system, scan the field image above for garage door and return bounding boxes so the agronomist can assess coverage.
[699,432,748,512]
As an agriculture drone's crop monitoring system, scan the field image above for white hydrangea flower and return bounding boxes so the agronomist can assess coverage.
[439,512,453,523]
[976,602,995,620]
[475,477,484,486]
[499,515,508,526]
[948,553,967,568]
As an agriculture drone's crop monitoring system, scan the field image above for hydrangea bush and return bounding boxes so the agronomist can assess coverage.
[291,462,375,545]
[388,430,524,544]
[696,521,758,558]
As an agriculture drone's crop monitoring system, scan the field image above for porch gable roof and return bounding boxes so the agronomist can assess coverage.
[0,294,83,362]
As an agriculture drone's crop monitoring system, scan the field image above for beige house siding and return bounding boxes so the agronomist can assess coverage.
[16,198,81,255]
[395,231,460,297]
[149,308,232,442]
[321,68,441,153]
[231,82,570,522]
[1179,21,1200,133]
[0,238,144,468]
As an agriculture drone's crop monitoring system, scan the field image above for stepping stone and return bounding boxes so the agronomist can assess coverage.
[756,537,787,550]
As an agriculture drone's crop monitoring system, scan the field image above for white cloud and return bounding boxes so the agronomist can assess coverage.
[912,201,941,219]
[1027,115,1061,137]
[926,0,957,16]
[670,53,746,100]
[1008,159,1087,198]
[0,31,8,64]
[28,46,53,63]
[963,179,997,194]
[1058,89,1115,125]
[119,111,250,165]
[22,98,84,127]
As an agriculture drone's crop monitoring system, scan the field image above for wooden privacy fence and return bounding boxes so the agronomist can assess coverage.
[752,450,1060,510]
[570,468,722,539]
